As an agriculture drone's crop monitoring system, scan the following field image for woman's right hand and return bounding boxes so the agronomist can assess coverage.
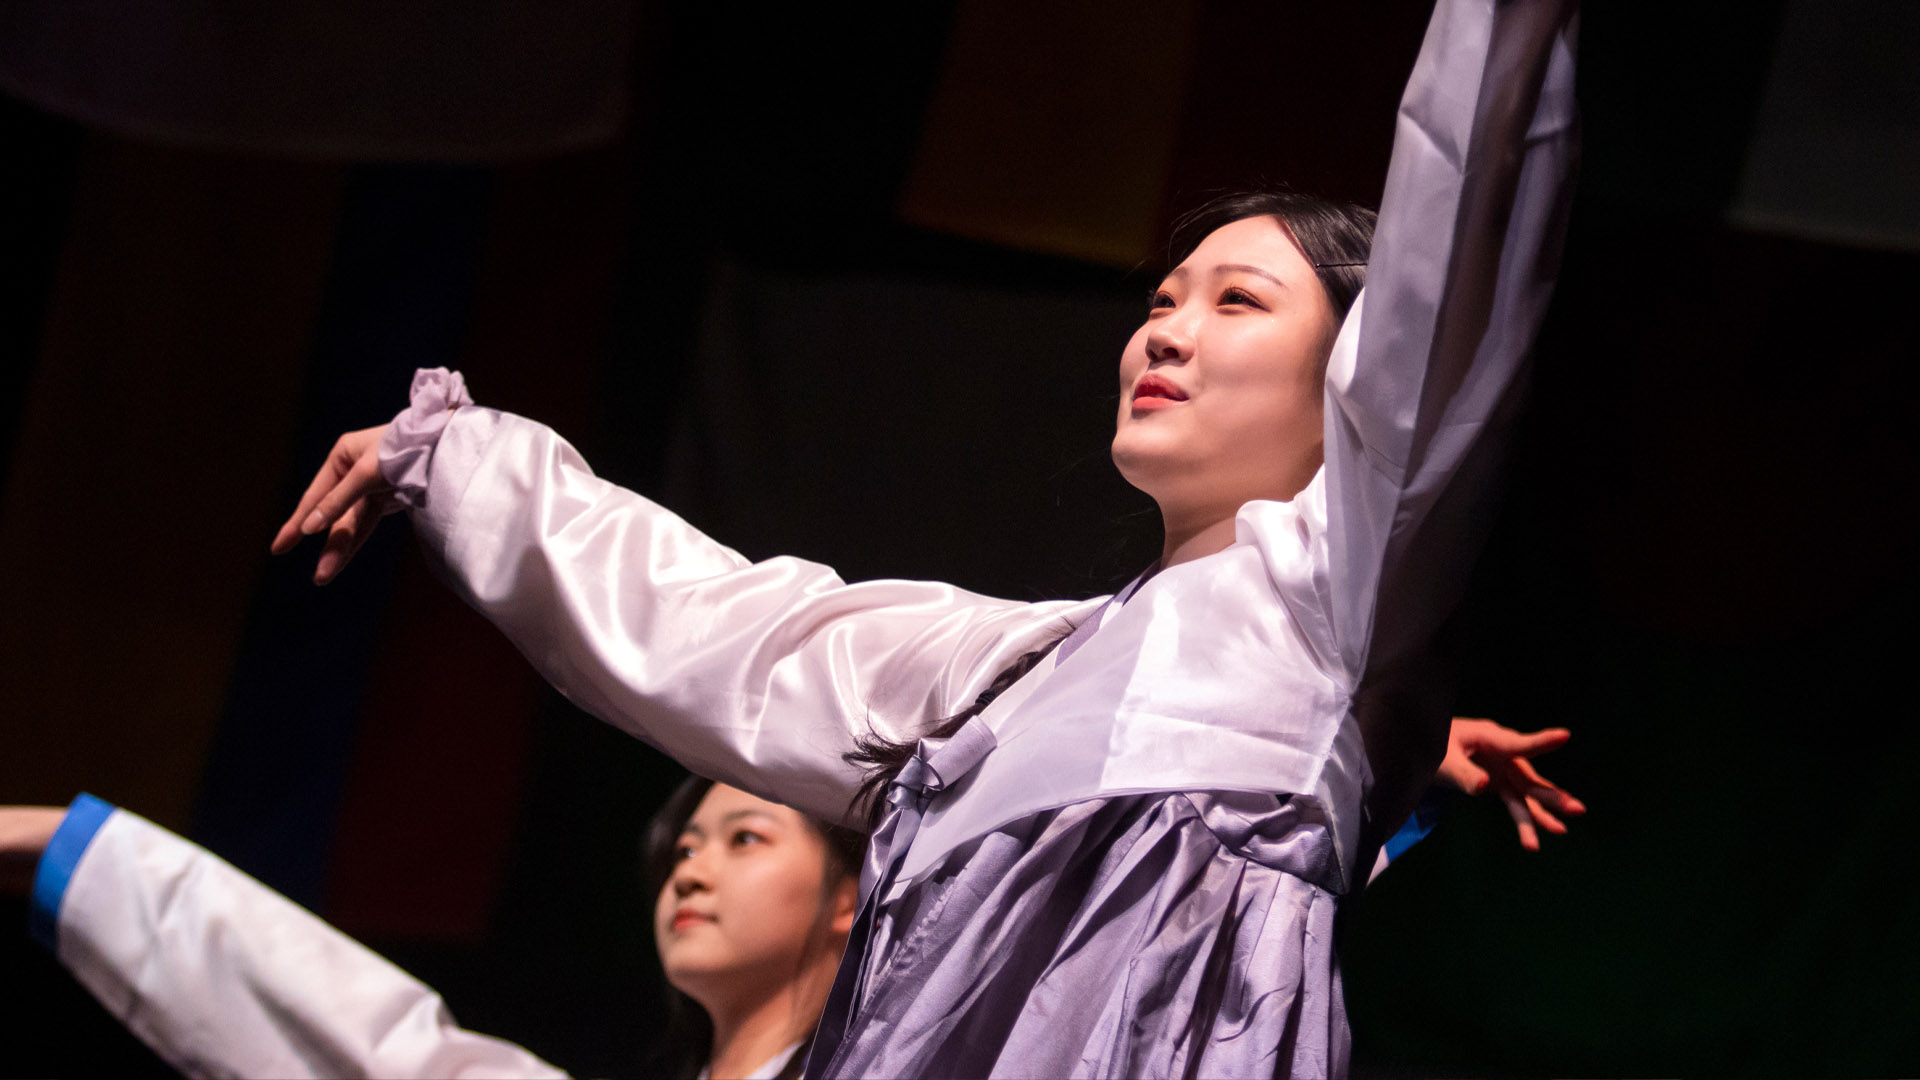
[270,425,393,585]
[1437,718,1585,852]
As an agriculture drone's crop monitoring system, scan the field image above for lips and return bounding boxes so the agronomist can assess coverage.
[1132,373,1188,408]
[671,907,715,931]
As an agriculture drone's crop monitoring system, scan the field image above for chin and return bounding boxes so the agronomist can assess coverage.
[1110,441,1187,503]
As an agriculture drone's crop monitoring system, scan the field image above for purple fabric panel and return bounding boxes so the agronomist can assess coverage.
[377,367,474,509]
[813,792,1346,1079]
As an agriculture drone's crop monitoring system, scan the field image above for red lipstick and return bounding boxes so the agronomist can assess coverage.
[671,907,714,932]
[1131,373,1188,412]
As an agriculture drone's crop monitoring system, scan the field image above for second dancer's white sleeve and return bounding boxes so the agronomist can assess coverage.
[401,405,1093,825]
[53,805,566,1080]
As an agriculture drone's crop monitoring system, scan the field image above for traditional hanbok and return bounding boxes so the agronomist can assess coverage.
[376,1,1580,1075]
[27,0,1577,1076]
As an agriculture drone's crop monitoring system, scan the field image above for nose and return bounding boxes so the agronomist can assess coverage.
[1144,304,1195,366]
[669,850,713,898]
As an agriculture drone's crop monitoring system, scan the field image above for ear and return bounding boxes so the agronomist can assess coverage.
[828,875,859,937]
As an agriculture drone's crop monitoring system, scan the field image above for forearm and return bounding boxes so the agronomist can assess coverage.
[1306,0,1579,838]
[1326,0,1580,673]
[396,400,1082,826]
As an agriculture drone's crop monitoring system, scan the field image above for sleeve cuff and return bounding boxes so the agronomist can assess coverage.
[377,367,475,510]
[29,793,117,953]
[1380,784,1452,866]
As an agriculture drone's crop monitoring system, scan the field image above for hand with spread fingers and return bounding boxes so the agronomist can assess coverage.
[269,424,393,585]
[1438,718,1585,852]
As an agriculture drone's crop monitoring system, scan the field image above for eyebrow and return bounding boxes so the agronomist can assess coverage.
[1163,263,1290,290]
[681,809,781,836]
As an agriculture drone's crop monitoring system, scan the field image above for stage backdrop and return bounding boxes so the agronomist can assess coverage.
[2,1,1915,1076]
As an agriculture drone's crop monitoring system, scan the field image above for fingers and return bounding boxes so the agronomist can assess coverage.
[1438,756,1490,795]
[272,452,350,555]
[1509,727,1572,757]
[1537,785,1587,816]
[1524,794,1568,835]
[304,451,386,541]
[1446,719,1571,767]
[1510,756,1587,815]
[313,495,385,585]
[271,427,396,586]
[1492,787,1579,854]
[1499,788,1540,852]
[1482,725,1571,757]
[1449,720,1582,851]
[271,427,389,557]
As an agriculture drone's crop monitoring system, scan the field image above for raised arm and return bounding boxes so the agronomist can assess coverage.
[16,797,566,1080]
[1328,0,1577,678]
[1314,0,1580,829]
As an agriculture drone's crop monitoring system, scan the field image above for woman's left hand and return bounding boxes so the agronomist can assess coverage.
[1438,718,1585,852]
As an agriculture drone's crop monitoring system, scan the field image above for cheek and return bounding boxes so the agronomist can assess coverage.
[1217,324,1323,409]
[1117,329,1149,388]
[715,855,828,955]
[1201,339,1325,463]
[652,883,675,939]
[653,884,687,968]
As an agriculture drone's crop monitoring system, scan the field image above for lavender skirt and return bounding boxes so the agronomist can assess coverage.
[812,790,1349,1079]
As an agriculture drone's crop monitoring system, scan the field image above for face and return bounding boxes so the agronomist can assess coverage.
[653,784,856,1006]
[1111,215,1340,517]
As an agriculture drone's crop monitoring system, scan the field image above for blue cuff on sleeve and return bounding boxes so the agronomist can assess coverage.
[1381,785,1451,865]
[28,793,117,953]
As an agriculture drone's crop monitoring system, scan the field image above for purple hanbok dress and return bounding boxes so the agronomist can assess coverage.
[380,1,1579,1075]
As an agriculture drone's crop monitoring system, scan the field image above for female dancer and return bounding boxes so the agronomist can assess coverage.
[645,778,862,1080]
[277,0,1579,1074]
[1,779,861,1079]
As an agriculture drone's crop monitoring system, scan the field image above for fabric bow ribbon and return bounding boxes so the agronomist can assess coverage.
[808,719,999,1075]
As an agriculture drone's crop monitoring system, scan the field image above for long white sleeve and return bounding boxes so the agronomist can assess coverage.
[398,404,1095,826]
[1306,0,1581,833]
[45,800,566,1080]
[380,0,1577,884]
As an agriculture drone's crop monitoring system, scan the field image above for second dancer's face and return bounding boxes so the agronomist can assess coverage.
[654,784,855,1008]
[1111,215,1338,517]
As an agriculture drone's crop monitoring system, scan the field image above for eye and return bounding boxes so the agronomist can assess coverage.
[1219,286,1262,308]
[1148,290,1174,312]
[730,829,766,848]
[673,841,697,861]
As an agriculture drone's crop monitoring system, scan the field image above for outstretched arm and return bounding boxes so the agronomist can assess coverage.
[274,374,1093,825]
[7,798,566,1080]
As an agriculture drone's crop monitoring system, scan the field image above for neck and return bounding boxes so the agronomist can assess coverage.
[1157,507,1240,569]
[705,990,802,1080]
[701,954,836,1080]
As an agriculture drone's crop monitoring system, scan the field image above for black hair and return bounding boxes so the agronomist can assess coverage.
[1165,187,1377,323]
[641,774,866,1080]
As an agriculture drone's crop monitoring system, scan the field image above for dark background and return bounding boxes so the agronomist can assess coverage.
[2,1,1916,1076]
